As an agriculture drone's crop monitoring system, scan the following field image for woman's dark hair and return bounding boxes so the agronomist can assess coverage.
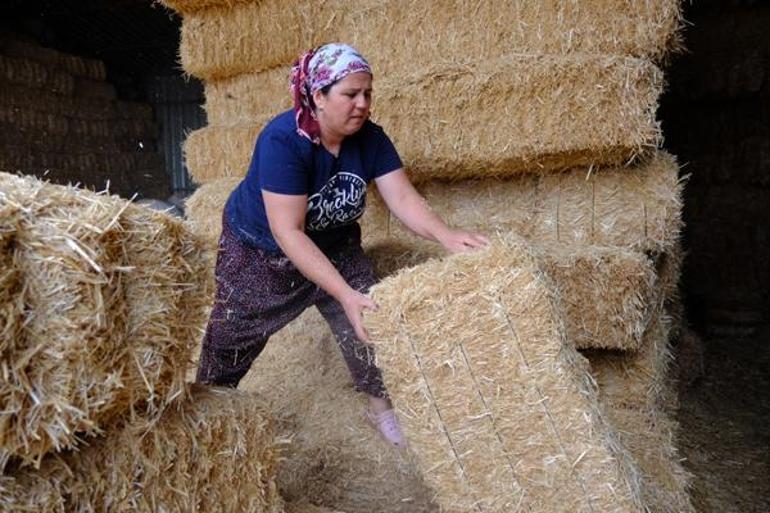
[310,82,334,111]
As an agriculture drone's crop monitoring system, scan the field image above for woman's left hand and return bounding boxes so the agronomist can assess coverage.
[438,229,490,254]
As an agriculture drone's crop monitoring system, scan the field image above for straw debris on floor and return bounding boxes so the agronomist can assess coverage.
[176,0,682,80]
[238,309,439,513]
[365,236,646,513]
[0,172,213,469]
[0,386,282,513]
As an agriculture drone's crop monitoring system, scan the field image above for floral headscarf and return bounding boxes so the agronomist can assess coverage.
[290,43,372,144]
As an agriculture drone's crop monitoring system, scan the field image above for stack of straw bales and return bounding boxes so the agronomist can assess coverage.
[161,0,692,511]
[0,33,167,199]
[0,172,283,512]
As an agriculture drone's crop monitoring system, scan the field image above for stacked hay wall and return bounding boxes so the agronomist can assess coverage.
[365,238,645,512]
[0,172,213,469]
[160,1,693,511]
[0,34,167,199]
[0,386,282,513]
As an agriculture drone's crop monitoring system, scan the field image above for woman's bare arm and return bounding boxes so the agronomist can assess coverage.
[263,190,375,341]
[374,169,489,253]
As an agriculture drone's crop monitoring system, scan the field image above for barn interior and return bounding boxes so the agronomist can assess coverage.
[1,0,768,511]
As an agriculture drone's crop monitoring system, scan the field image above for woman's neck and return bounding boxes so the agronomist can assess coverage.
[319,131,343,157]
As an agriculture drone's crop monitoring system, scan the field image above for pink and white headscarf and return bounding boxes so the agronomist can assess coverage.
[290,43,372,144]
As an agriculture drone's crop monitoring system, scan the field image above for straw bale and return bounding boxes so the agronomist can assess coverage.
[183,121,265,184]
[203,66,289,124]
[179,0,681,80]
[156,0,253,15]
[1,386,282,513]
[0,201,21,375]
[73,76,117,101]
[604,406,694,513]
[528,151,682,252]
[583,315,677,414]
[1,124,156,154]
[295,55,661,169]
[0,106,157,139]
[0,55,74,95]
[365,237,658,351]
[200,55,663,180]
[0,83,116,120]
[367,151,680,250]
[0,172,214,468]
[184,177,241,244]
[0,38,106,80]
[238,309,440,513]
[0,107,70,135]
[364,236,645,513]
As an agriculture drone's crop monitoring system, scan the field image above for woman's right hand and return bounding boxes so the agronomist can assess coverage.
[338,287,378,343]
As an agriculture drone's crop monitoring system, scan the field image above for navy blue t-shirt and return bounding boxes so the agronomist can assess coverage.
[225,110,403,253]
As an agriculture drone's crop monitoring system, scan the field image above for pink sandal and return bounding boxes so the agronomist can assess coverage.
[366,408,406,448]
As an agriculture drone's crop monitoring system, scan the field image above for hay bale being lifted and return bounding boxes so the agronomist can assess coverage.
[0,172,213,469]
[238,309,439,513]
[1,386,282,513]
[177,0,681,80]
[365,236,645,513]
[364,238,658,351]
[192,55,662,183]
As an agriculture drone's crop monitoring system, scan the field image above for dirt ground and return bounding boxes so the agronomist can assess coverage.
[676,326,770,512]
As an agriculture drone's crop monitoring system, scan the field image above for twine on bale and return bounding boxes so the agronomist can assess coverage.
[365,236,646,512]
[494,294,597,513]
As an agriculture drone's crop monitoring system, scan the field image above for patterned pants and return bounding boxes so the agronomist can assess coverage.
[196,219,386,398]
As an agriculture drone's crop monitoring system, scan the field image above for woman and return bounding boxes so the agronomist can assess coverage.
[196,43,488,447]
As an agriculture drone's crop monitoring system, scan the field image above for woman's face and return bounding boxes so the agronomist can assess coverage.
[313,72,372,139]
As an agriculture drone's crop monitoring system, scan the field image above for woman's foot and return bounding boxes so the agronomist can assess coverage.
[366,408,406,448]
[366,396,405,448]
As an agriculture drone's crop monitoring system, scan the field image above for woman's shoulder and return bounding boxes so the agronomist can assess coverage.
[259,110,312,153]
[262,110,299,138]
